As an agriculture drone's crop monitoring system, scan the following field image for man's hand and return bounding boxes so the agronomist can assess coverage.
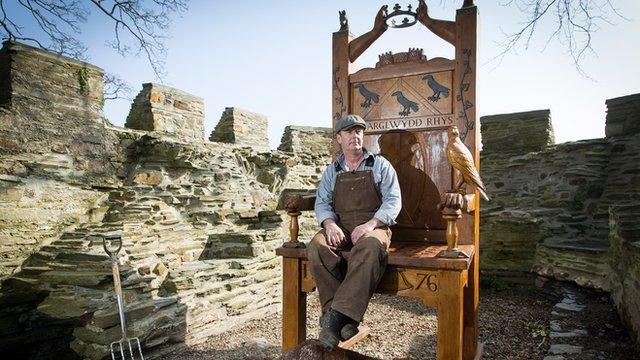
[351,218,383,244]
[323,219,346,247]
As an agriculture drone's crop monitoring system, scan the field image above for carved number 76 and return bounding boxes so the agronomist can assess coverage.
[416,273,437,292]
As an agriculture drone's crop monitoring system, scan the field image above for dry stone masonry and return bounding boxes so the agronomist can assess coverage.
[0,42,331,359]
[479,102,640,343]
[608,204,640,345]
[0,40,639,358]
[278,126,333,154]
[125,83,205,141]
[605,93,640,137]
[481,109,555,153]
[209,107,270,151]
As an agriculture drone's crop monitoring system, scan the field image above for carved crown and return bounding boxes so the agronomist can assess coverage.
[384,3,417,28]
[376,48,427,68]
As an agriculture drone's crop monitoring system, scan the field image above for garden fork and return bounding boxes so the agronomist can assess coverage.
[103,234,145,360]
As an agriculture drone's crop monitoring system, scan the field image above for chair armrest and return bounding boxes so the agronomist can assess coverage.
[277,190,316,248]
[284,194,316,212]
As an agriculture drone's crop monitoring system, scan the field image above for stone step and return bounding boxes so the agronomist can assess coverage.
[19,266,53,275]
[40,270,112,286]
[59,231,90,240]
[548,344,583,355]
[540,239,609,253]
[90,297,178,329]
[550,329,588,338]
[49,240,88,248]
[54,252,110,262]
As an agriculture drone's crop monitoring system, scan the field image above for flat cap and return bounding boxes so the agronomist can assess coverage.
[335,114,366,134]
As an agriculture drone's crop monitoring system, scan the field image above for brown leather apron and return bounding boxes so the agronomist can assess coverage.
[332,170,382,234]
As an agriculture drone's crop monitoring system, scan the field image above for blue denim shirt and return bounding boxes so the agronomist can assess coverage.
[315,149,402,227]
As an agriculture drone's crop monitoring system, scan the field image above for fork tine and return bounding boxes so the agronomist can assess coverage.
[133,338,145,360]
[127,339,135,360]
[119,339,126,360]
[110,342,117,360]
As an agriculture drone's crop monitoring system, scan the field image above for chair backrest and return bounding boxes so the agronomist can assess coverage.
[332,2,479,245]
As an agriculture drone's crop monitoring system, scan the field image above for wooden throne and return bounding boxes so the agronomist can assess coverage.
[276,1,481,359]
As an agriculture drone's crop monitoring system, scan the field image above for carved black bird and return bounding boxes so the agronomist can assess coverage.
[391,91,419,117]
[356,83,379,108]
[423,74,450,102]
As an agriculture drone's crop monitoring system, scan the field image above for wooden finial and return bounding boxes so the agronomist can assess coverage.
[462,0,475,8]
[339,10,348,31]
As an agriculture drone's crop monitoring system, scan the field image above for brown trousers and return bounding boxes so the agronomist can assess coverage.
[306,227,391,322]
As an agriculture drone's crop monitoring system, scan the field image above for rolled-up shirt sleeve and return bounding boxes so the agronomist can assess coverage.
[374,158,402,226]
[315,164,337,227]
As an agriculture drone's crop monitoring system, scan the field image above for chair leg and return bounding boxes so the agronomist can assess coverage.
[437,270,465,360]
[463,255,479,360]
[282,257,307,352]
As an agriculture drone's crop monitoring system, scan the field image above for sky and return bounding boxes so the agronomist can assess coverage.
[9,1,640,149]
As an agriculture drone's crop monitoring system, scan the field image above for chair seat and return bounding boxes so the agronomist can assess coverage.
[276,241,474,270]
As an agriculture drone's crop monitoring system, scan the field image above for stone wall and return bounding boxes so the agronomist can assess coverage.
[605,93,640,137]
[125,83,205,141]
[608,203,640,345]
[3,40,640,356]
[480,98,640,292]
[0,41,129,282]
[0,41,115,157]
[209,107,269,151]
[0,179,106,279]
[0,41,126,186]
[481,109,554,154]
[278,125,333,154]
[0,43,333,359]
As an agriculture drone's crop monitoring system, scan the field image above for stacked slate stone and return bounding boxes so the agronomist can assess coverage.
[237,125,333,242]
[0,41,124,184]
[0,132,289,359]
[608,203,640,346]
[480,109,555,154]
[479,96,640,291]
[481,110,613,287]
[0,179,105,279]
[602,95,640,344]
[278,125,333,154]
[125,83,205,141]
[605,93,640,137]
[209,107,270,152]
[0,43,333,359]
[276,125,333,242]
[0,42,129,281]
[480,110,564,283]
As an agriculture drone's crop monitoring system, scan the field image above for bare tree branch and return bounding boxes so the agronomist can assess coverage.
[0,0,187,81]
[489,0,629,76]
[103,72,133,101]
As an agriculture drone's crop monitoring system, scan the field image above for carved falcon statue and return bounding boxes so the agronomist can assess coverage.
[446,126,490,201]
